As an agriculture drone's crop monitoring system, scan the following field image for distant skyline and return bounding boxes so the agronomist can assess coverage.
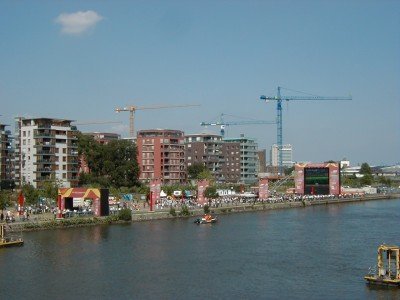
[1,0,399,166]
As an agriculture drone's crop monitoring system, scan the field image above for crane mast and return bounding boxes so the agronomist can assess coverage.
[115,104,200,139]
[260,86,352,175]
[200,113,275,137]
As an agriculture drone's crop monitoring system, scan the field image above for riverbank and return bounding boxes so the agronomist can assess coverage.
[5,193,400,232]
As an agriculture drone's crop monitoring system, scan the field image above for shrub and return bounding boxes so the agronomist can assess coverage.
[118,208,132,221]
[169,207,176,216]
[179,205,190,216]
[203,204,210,214]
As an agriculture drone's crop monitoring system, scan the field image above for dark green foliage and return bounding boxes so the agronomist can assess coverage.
[361,174,373,185]
[179,205,190,216]
[188,162,207,179]
[204,186,219,199]
[0,179,15,190]
[78,133,140,188]
[360,163,372,175]
[203,204,210,214]
[118,208,132,221]
[22,183,40,205]
[0,190,12,210]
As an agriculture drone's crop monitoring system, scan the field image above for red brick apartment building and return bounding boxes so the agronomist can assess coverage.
[137,129,186,185]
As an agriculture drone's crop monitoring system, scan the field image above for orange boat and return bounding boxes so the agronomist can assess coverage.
[194,214,217,224]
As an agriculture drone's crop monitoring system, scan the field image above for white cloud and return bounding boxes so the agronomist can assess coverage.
[55,10,103,35]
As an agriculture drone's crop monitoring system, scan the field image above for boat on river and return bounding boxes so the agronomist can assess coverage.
[364,244,400,287]
[0,224,24,248]
[194,214,217,224]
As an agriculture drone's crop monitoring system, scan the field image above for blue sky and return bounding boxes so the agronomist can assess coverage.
[1,0,399,166]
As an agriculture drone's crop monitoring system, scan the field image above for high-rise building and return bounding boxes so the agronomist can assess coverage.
[223,135,259,184]
[185,133,223,181]
[270,144,293,168]
[14,117,79,188]
[220,141,241,183]
[137,129,186,185]
[0,124,13,185]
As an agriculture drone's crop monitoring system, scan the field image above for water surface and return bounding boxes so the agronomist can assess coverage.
[1,199,399,299]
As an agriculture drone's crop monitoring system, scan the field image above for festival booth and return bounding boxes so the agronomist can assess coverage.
[57,188,109,218]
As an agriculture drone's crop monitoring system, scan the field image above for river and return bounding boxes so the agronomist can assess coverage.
[1,198,399,299]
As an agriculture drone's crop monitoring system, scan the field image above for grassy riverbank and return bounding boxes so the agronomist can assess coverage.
[6,193,400,232]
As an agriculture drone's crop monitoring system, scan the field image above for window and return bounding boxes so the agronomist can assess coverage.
[63,148,67,154]
[63,157,66,162]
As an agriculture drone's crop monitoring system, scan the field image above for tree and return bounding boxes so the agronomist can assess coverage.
[361,174,373,186]
[360,163,372,175]
[38,178,60,203]
[198,169,213,181]
[21,184,40,206]
[78,134,140,188]
[0,190,12,210]
[204,186,219,199]
[188,162,207,179]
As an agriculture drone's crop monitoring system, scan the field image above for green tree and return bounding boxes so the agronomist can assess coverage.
[360,163,372,175]
[361,174,373,186]
[21,184,40,206]
[198,169,213,181]
[78,134,140,188]
[0,190,12,210]
[188,162,207,179]
[204,186,219,199]
[38,179,60,204]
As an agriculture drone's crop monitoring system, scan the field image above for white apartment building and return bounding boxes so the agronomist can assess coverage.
[14,117,79,188]
[270,144,294,168]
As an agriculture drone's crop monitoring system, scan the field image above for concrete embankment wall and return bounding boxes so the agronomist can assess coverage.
[9,194,400,231]
[132,193,400,222]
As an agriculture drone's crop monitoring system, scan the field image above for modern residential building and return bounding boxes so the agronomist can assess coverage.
[137,129,186,185]
[220,141,241,183]
[0,124,13,185]
[223,135,259,184]
[185,133,223,181]
[270,144,294,168]
[83,132,120,145]
[14,117,79,188]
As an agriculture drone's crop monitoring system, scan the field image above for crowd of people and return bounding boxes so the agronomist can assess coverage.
[150,192,364,211]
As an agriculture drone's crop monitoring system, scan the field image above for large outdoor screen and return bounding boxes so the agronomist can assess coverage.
[304,167,329,194]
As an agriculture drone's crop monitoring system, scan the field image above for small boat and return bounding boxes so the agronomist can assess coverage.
[364,244,400,287]
[194,214,217,224]
[0,224,24,248]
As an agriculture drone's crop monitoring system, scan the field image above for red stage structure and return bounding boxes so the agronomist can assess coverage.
[197,180,209,205]
[294,162,341,195]
[57,188,109,218]
[149,179,162,212]
[258,178,269,199]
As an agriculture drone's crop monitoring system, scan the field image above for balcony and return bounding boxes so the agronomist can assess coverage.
[34,150,55,156]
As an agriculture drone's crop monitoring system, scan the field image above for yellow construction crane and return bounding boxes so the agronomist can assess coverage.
[73,121,122,125]
[115,104,200,138]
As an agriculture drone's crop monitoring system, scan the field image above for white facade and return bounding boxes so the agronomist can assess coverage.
[15,118,79,188]
[270,144,294,167]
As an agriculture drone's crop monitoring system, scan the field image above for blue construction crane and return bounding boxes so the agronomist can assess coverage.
[260,86,352,175]
[200,113,275,137]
